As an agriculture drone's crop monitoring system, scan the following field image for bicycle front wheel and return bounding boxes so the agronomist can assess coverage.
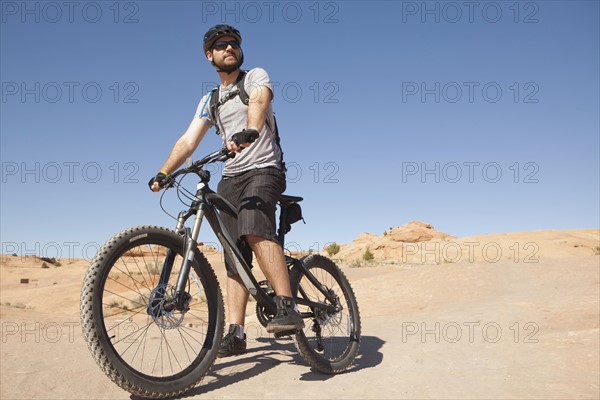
[80,226,224,399]
[290,254,361,374]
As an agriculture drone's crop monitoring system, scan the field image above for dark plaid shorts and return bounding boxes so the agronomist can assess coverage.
[217,167,286,275]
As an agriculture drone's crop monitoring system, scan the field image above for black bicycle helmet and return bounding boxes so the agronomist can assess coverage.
[203,24,242,53]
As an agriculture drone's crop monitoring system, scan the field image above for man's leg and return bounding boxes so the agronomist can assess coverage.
[246,235,304,333]
[218,274,249,358]
[245,235,291,297]
[216,174,252,357]
[226,273,249,325]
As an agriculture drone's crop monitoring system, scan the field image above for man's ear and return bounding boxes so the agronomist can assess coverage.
[206,50,213,61]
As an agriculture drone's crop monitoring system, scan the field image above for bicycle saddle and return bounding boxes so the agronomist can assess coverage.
[279,194,303,205]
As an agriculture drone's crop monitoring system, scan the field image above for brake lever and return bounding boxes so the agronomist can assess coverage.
[159,175,175,189]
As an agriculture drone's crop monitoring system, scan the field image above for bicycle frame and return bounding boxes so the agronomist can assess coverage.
[156,151,339,320]
[81,146,360,398]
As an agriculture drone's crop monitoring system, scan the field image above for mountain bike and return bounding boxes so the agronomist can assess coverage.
[80,144,361,399]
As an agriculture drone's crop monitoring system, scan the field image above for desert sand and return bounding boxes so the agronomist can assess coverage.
[1,224,599,399]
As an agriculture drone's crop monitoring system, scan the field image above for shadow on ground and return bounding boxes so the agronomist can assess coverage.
[131,335,384,399]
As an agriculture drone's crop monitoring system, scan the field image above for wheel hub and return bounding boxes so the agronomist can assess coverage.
[147,284,187,329]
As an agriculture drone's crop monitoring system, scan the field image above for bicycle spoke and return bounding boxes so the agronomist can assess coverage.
[118,320,153,357]
[94,238,218,379]
[110,316,153,346]
[117,252,153,293]
[292,256,360,373]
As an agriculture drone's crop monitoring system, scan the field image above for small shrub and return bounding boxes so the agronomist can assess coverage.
[108,300,121,309]
[594,246,600,256]
[40,257,61,266]
[326,243,340,256]
[363,248,374,262]
[131,295,147,308]
[41,263,49,269]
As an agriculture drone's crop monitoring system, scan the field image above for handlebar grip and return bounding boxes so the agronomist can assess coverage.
[159,175,174,189]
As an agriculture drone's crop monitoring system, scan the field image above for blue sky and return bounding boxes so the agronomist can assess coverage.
[1,0,599,259]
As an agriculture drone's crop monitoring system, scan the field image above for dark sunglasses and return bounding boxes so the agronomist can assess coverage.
[212,40,240,51]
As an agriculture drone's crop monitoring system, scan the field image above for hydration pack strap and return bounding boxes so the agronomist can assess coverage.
[208,70,285,171]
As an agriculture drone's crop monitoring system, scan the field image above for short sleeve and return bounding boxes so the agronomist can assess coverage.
[195,92,214,125]
[244,68,274,101]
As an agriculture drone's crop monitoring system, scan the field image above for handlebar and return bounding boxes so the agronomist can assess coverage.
[159,148,234,189]
[158,130,259,189]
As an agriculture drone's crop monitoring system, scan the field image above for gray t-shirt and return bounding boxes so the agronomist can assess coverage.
[195,68,283,176]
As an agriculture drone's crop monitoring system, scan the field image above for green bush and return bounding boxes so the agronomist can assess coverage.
[363,248,374,262]
[326,243,340,256]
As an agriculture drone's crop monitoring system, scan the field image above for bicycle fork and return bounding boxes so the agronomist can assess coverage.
[148,205,206,316]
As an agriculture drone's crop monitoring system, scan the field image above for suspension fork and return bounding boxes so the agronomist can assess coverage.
[151,249,176,301]
[155,204,205,313]
[176,205,205,309]
[154,206,195,289]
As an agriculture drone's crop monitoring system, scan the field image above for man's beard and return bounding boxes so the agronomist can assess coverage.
[214,54,242,73]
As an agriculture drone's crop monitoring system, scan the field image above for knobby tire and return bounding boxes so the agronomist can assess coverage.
[80,226,224,399]
[291,254,361,374]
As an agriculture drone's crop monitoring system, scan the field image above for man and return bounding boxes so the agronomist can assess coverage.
[149,24,304,358]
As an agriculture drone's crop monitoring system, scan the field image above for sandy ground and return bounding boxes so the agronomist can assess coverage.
[1,230,599,399]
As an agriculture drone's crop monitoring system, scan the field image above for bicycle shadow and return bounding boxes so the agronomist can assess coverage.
[298,335,385,381]
[141,339,298,399]
[130,335,384,399]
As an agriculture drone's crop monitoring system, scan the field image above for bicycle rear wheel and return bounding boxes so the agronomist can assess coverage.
[290,254,361,374]
[80,226,224,399]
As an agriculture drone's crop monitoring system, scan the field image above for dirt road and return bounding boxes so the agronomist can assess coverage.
[1,255,598,399]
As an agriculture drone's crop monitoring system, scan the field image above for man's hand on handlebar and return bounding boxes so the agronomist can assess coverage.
[148,129,259,192]
[148,172,168,192]
[227,129,259,153]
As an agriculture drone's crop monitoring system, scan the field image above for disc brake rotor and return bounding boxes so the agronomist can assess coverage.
[148,284,185,329]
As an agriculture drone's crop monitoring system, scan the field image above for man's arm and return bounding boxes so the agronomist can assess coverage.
[247,85,272,132]
[226,84,272,153]
[151,117,210,191]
